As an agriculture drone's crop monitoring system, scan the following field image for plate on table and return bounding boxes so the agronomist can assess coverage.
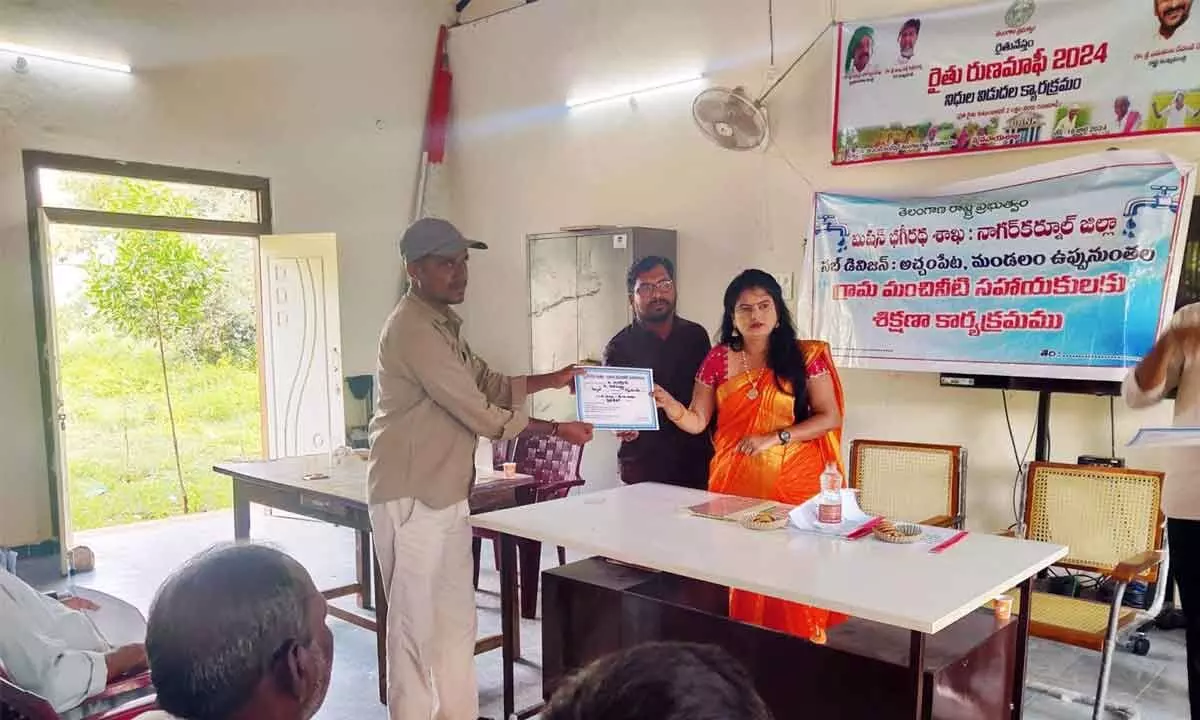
[739,505,790,531]
[872,519,922,544]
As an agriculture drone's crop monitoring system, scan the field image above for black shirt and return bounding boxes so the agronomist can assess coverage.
[603,317,714,489]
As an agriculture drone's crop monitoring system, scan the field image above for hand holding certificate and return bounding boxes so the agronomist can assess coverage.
[575,367,660,431]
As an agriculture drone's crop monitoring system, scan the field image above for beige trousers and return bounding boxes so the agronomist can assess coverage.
[370,498,478,720]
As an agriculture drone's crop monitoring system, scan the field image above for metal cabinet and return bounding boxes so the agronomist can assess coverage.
[527,227,677,425]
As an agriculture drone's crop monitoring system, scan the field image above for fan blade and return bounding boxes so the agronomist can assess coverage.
[716,133,740,150]
[730,109,764,142]
[693,95,727,122]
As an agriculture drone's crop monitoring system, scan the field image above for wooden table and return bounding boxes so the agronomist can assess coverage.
[214,456,538,704]
[471,482,1068,719]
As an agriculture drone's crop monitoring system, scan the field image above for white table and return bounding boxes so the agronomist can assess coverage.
[472,482,1067,718]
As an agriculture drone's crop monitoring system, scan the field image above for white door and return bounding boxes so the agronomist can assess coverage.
[258,234,345,459]
[38,211,75,575]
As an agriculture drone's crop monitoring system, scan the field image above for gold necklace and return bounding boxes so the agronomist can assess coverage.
[740,350,765,400]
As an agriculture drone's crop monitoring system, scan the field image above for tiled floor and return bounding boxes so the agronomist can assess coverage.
[28,509,1190,719]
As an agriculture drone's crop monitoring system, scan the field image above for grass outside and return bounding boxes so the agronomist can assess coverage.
[61,330,260,530]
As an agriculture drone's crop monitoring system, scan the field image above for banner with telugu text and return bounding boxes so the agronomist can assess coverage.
[833,0,1200,165]
[804,151,1195,381]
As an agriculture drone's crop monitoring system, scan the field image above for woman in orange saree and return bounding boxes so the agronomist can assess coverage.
[654,269,847,644]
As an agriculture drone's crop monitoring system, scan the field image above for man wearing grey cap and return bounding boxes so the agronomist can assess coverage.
[368,217,593,720]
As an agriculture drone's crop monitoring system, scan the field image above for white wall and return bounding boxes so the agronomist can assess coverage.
[447,0,1198,531]
[0,0,451,545]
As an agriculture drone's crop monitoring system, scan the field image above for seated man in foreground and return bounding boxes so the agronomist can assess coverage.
[142,543,333,720]
[542,642,773,720]
[0,566,148,718]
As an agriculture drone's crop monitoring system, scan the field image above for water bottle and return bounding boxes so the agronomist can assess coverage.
[65,547,77,595]
[817,463,844,525]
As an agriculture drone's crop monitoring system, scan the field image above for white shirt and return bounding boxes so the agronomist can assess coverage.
[1114,110,1142,134]
[1054,115,1078,136]
[1123,303,1200,520]
[0,569,110,712]
[1161,103,1190,129]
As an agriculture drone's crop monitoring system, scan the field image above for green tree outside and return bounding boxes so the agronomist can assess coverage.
[49,173,261,527]
[86,231,218,513]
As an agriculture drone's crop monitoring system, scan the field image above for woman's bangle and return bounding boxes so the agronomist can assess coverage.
[667,405,685,423]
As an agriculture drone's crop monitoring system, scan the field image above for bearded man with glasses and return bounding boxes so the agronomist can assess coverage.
[602,256,713,489]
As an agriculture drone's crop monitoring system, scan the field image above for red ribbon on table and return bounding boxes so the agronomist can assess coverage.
[930,531,968,554]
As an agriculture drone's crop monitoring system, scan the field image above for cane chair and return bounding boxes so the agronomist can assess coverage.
[1000,462,1166,719]
[847,440,967,528]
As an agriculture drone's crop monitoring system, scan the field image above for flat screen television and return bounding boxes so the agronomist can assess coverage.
[940,201,1200,397]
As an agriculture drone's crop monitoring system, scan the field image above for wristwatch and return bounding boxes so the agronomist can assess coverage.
[778,429,791,445]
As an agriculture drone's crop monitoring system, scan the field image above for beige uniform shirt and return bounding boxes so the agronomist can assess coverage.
[1123,302,1200,520]
[367,294,529,508]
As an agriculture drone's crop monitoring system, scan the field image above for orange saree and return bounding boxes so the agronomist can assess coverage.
[704,340,847,641]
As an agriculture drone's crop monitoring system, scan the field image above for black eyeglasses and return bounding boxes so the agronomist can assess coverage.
[635,279,675,297]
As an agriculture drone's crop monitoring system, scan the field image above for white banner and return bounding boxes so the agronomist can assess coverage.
[833,0,1200,164]
[804,151,1196,381]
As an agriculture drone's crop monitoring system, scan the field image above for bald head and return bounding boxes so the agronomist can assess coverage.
[146,544,332,720]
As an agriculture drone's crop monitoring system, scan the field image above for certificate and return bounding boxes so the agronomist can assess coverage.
[1128,427,1200,448]
[574,367,660,431]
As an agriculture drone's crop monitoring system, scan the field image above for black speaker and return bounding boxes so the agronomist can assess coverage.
[1077,455,1125,468]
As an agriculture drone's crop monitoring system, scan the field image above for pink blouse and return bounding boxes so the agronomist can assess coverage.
[695,344,830,388]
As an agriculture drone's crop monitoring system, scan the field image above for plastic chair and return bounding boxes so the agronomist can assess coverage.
[847,439,967,528]
[1000,462,1167,719]
[0,666,155,720]
[472,433,585,618]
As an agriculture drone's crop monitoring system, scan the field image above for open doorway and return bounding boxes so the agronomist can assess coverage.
[27,152,347,573]
[32,161,270,535]
[48,225,260,528]
[25,152,346,582]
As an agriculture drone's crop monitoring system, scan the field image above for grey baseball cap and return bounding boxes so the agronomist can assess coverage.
[400,217,487,261]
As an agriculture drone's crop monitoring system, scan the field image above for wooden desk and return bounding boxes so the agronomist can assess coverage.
[544,559,1020,719]
[214,456,537,704]
[471,482,1067,719]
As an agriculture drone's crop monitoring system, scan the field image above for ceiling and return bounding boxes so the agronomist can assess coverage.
[1,0,452,68]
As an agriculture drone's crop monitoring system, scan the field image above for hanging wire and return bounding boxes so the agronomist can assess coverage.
[768,0,776,67]
[1109,396,1116,457]
[454,0,535,26]
[756,0,836,194]
[755,22,833,105]
[758,0,835,213]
